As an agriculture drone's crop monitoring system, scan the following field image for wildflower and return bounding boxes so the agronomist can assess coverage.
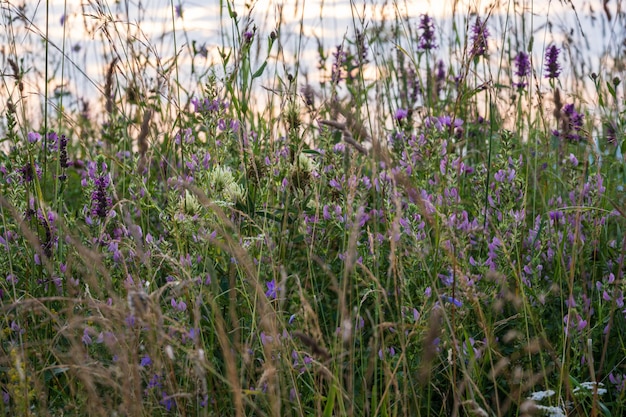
[243,29,254,43]
[82,328,92,345]
[606,122,617,146]
[160,392,174,411]
[140,355,152,367]
[27,131,41,143]
[301,84,315,107]
[331,44,347,84]
[395,108,408,122]
[573,382,607,396]
[544,45,561,79]
[418,14,437,50]
[265,279,279,299]
[470,17,489,57]
[91,174,111,218]
[513,52,531,89]
[175,4,183,18]
[355,29,369,63]
[555,103,584,142]
[171,298,187,312]
[18,162,41,183]
[436,60,446,92]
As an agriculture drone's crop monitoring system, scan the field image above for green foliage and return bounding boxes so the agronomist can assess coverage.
[1,1,626,416]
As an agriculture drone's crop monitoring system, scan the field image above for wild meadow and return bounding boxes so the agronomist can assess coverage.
[1,0,625,415]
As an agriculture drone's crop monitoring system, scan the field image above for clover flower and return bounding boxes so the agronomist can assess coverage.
[208,165,245,204]
[418,14,437,50]
[470,17,489,57]
[544,45,561,79]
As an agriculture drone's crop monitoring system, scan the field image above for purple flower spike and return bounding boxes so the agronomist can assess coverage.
[544,44,561,79]
[418,14,437,50]
[513,52,531,89]
[470,17,489,57]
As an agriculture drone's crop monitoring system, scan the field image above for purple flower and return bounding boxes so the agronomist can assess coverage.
[606,122,617,146]
[175,4,183,18]
[470,17,489,57]
[82,328,92,345]
[331,44,347,84]
[418,14,437,50]
[140,355,152,367]
[27,131,41,143]
[91,174,111,219]
[513,52,531,89]
[395,108,408,121]
[160,392,174,411]
[243,29,254,43]
[436,60,446,92]
[556,103,584,142]
[544,44,561,79]
[265,279,279,299]
[18,162,42,183]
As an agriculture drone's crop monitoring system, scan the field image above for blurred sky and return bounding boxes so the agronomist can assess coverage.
[3,0,625,126]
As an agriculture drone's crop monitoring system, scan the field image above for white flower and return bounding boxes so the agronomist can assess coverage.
[297,152,317,173]
[208,165,245,203]
[179,190,201,215]
[573,381,606,396]
[534,405,566,417]
[528,389,555,401]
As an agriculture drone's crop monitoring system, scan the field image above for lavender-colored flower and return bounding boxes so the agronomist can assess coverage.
[418,14,437,50]
[160,392,174,411]
[395,108,408,122]
[605,122,617,146]
[243,29,254,43]
[470,17,489,57]
[513,52,531,89]
[355,29,368,63]
[18,162,42,183]
[265,279,279,299]
[140,354,152,367]
[544,44,561,79]
[175,4,183,18]
[82,327,92,345]
[91,174,111,218]
[27,131,41,143]
[331,44,347,84]
[436,60,446,93]
[555,103,584,142]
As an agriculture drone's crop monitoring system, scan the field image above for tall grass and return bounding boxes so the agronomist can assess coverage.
[1,0,626,416]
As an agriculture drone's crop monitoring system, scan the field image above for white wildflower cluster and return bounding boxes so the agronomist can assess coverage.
[297,152,318,174]
[573,381,607,396]
[208,165,245,204]
[178,189,201,215]
[528,390,555,401]
[525,389,565,417]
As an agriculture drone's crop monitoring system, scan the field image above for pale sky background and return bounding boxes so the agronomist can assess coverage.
[2,0,624,128]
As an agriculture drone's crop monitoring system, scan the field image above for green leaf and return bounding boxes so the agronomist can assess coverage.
[607,81,616,99]
[322,384,336,417]
[252,61,267,79]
